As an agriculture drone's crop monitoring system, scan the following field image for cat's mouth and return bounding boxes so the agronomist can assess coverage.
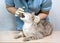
[19,13,25,18]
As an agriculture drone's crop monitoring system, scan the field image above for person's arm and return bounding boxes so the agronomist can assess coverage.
[38,0,52,20]
[34,11,49,23]
[38,11,49,20]
[34,0,52,23]
[6,5,17,15]
[5,0,17,15]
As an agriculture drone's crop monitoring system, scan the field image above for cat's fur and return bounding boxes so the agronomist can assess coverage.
[14,12,53,41]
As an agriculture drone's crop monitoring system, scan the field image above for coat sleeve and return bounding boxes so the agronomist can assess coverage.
[5,0,15,7]
[41,0,52,12]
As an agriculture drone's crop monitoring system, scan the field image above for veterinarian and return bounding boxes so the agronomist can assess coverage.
[5,0,52,31]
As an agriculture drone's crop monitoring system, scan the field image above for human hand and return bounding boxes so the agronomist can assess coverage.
[15,8,24,17]
[34,16,40,23]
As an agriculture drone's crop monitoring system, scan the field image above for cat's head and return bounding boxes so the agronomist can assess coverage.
[20,12,35,23]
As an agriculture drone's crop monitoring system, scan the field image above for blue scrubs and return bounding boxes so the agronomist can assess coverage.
[5,0,52,30]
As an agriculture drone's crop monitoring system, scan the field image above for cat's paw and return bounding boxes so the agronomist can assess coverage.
[14,31,23,39]
[14,34,22,39]
[23,37,30,42]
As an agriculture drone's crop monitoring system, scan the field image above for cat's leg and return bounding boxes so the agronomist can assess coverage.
[14,31,24,39]
[40,20,53,36]
[45,23,53,36]
[42,21,53,36]
[23,33,44,41]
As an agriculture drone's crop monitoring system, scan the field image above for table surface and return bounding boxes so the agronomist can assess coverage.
[0,31,60,43]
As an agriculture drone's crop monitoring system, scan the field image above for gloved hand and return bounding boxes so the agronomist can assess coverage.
[34,16,40,23]
[15,8,24,17]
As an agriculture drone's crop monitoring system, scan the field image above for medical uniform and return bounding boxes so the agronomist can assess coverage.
[5,0,52,30]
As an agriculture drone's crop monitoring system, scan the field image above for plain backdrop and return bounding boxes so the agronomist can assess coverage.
[0,0,60,31]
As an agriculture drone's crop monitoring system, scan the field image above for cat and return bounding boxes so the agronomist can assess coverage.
[14,12,53,41]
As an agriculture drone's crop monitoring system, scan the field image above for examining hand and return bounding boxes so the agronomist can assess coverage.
[15,8,24,17]
[34,16,40,23]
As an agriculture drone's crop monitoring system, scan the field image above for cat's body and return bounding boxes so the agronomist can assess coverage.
[23,20,44,37]
[14,12,53,41]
